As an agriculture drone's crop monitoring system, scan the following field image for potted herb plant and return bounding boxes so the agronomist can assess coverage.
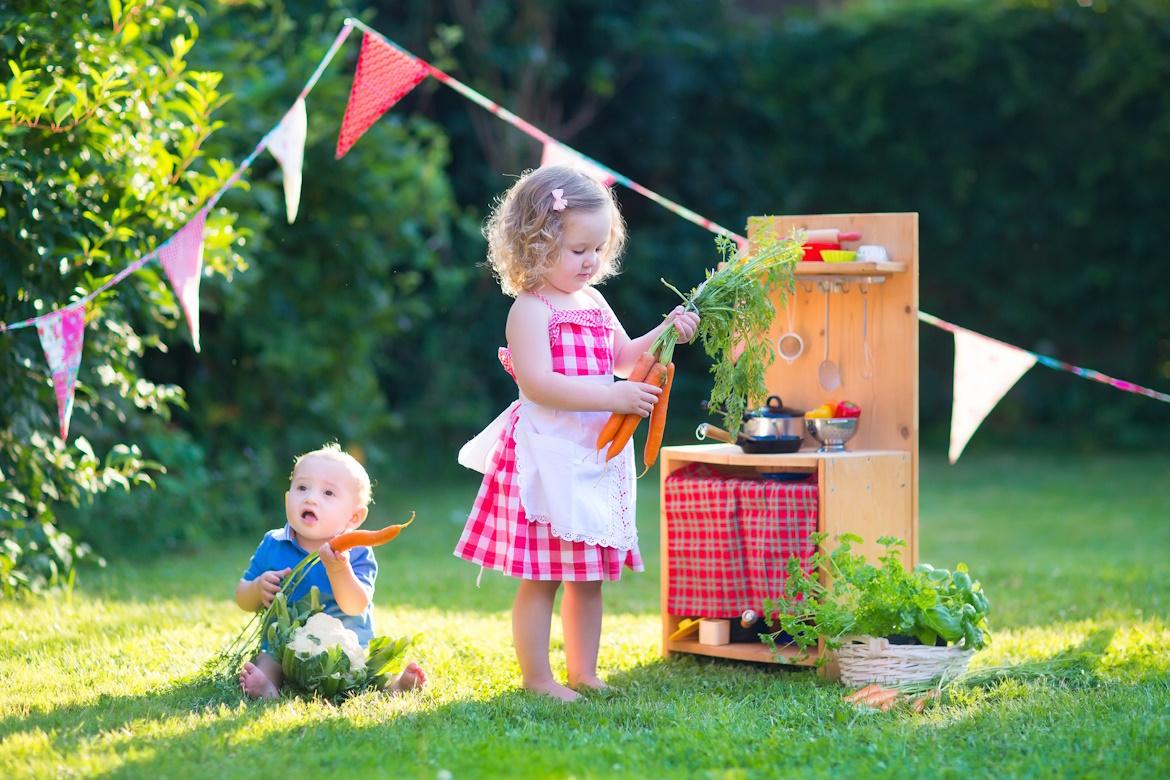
[762,533,991,686]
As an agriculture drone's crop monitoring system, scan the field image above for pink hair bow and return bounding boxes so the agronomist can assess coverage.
[550,188,568,211]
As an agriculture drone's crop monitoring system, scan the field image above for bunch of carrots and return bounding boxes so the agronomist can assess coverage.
[203,514,415,687]
[595,229,803,473]
[843,683,939,713]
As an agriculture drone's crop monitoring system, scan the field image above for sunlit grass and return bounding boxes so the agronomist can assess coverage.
[2,451,1169,778]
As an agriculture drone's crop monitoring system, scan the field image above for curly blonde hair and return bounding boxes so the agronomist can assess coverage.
[483,165,627,297]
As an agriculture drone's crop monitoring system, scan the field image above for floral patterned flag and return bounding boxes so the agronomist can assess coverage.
[159,210,208,353]
[36,303,86,439]
[949,329,1036,463]
[540,141,616,186]
[336,32,429,159]
[268,98,308,223]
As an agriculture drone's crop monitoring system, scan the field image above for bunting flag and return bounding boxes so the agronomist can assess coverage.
[336,32,429,159]
[158,210,208,353]
[36,304,86,440]
[267,98,308,223]
[540,141,616,186]
[949,329,1037,463]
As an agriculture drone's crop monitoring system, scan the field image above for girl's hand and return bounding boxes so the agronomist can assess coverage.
[609,379,662,417]
[318,542,350,572]
[669,306,700,344]
[256,567,291,607]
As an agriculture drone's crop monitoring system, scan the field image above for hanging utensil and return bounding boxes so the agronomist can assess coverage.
[818,286,841,391]
[861,283,874,380]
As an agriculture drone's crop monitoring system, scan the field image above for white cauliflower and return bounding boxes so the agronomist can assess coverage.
[288,612,366,669]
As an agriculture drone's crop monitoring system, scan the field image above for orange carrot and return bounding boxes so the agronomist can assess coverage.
[843,683,882,704]
[596,351,657,450]
[331,513,415,553]
[641,361,675,471]
[607,362,668,462]
[596,413,627,450]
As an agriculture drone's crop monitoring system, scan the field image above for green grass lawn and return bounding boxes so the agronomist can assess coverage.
[2,451,1169,778]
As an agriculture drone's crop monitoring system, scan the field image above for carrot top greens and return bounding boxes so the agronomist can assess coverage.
[656,229,802,436]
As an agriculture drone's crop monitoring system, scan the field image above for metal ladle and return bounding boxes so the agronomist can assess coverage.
[818,286,841,391]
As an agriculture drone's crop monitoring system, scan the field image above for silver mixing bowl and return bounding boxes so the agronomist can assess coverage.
[805,417,859,452]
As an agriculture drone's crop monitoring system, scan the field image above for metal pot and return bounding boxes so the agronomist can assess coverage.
[695,423,803,454]
[741,395,806,440]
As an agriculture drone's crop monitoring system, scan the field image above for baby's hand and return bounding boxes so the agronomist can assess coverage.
[256,567,291,607]
[669,306,700,344]
[609,379,662,417]
[318,542,349,572]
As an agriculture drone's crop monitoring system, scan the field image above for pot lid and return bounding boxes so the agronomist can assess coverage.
[751,395,805,418]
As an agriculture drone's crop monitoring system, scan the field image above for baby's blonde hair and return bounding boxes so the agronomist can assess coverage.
[483,165,627,297]
[291,443,372,507]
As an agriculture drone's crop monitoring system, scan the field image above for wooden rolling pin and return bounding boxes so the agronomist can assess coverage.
[804,228,862,244]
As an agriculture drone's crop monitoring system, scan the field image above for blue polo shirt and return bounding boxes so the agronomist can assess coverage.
[243,525,377,646]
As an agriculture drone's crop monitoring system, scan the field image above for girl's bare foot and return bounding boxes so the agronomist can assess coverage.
[569,675,608,691]
[525,680,580,702]
[239,661,279,700]
[388,661,428,694]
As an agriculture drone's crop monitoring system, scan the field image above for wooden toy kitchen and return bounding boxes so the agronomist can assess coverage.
[659,212,918,669]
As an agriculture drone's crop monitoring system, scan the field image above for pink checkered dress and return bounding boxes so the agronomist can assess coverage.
[454,295,644,581]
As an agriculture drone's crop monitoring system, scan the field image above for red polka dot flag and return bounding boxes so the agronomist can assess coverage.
[335,32,429,159]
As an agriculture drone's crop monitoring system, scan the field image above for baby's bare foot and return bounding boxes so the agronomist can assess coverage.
[525,680,580,702]
[239,661,279,700]
[569,676,608,691]
[389,661,427,694]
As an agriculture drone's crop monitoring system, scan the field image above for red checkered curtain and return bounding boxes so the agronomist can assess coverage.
[664,464,817,618]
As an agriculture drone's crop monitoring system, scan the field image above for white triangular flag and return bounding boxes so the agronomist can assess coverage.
[949,330,1036,463]
[159,210,207,352]
[268,98,307,223]
[36,303,86,440]
[541,141,616,186]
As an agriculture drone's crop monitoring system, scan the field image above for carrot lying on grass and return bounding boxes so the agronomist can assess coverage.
[596,351,657,449]
[331,513,415,552]
[640,361,675,473]
[607,361,669,461]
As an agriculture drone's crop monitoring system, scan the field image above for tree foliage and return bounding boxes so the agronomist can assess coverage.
[0,0,243,595]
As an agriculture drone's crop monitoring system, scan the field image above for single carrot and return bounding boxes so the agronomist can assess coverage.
[331,513,415,553]
[607,361,669,462]
[641,361,675,471]
[596,351,658,450]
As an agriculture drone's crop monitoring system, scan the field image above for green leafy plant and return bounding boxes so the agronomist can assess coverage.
[658,229,802,435]
[0,0,243,596]
[260,587,411,701]
[762,533,991,664]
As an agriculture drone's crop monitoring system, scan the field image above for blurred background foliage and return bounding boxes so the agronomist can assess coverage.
[3,0,1169,594]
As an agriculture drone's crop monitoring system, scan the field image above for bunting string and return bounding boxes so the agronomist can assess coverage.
[2,17,1166,443]
[919,311,1170,404]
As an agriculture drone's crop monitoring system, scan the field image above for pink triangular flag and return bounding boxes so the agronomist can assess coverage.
[336,33,429,159]
[268,98,307,223]
[540,141,616,186]
[949,330,1036,463]
[159,210,207,352]
[36,303,86,440]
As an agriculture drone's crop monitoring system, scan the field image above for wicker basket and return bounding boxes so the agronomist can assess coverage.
[834,635,974,686]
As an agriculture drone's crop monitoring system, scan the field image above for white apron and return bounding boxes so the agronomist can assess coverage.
[457,375,637,551]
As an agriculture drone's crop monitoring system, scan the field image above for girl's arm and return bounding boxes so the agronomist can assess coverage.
[508,294,661,415]
[319,545,371,616]
[584,289,698,377]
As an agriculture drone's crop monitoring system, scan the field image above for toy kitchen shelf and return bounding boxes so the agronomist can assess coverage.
[660,212,920,667]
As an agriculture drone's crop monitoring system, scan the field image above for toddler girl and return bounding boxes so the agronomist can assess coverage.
[454,165,698,701]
